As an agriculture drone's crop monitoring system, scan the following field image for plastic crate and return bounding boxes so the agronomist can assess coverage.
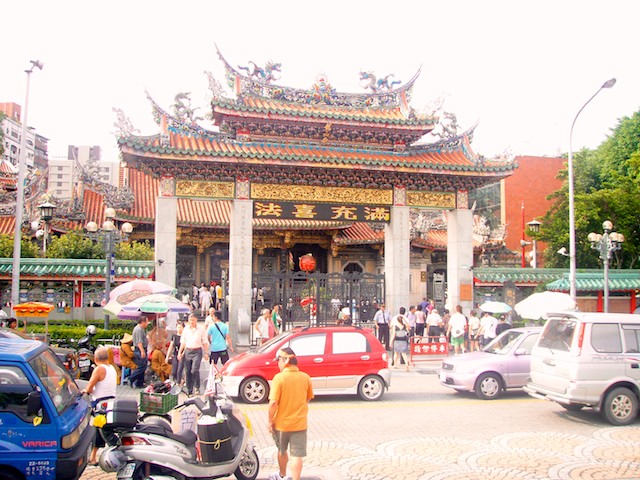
[139,391,178,414]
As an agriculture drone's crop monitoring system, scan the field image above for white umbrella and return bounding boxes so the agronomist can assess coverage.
[515,292,578,320]
[109,280,175,304]
[119,293,191,318]
[479,301,512,314]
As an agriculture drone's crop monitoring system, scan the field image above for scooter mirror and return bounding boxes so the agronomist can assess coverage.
[169,384,182,396]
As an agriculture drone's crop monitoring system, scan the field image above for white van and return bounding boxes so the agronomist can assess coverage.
[525,311,640,426]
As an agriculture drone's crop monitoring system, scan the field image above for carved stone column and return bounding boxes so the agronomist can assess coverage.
[228,179,253,347]
[384,187,410,317]
[154,178,178,289]
[446,190,474,314]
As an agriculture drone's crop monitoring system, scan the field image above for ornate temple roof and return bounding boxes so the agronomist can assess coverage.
[119,130,500,174]
[546,270,640,292]
[0,258,154,281]
[115,51,514,192]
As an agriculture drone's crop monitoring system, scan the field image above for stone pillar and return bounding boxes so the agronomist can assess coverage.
[228,181,253,347]
[384,187,410,316]
[446,200,474,314]
[154,195,177,289]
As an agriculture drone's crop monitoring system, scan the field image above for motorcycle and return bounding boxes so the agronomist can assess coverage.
[76,325,97,379]
[94,379,260,480]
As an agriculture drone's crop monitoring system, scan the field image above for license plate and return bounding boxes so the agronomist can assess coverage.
[117,463,135,479]
[439,371,446,382]
[79,359,91,368]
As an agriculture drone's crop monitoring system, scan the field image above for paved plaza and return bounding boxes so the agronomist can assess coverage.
[81,362,640,480]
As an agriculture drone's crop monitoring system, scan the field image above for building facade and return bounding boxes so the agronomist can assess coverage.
[0,102,43,168]
[113,51,514,343]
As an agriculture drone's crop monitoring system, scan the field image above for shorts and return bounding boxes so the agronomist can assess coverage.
[451,335,464,347]
[273,429,307,457]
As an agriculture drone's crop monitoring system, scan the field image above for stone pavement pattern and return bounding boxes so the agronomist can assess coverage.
[81,366,640,480]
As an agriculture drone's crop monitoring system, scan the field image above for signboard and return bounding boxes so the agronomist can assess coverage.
[410,336,450,358]
[254,201,390,223]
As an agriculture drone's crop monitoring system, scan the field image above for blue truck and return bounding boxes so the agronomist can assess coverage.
[0,338,94,480]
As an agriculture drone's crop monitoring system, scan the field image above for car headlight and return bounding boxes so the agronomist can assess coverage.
[61,410,90,449]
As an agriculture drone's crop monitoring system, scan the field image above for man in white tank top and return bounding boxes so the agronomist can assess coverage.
[82,346,117,465]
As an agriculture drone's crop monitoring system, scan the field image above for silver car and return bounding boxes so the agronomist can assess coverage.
[438,326,542,400]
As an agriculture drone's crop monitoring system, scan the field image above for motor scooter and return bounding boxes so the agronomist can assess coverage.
[95,380,259,480]
[56,325,97,379]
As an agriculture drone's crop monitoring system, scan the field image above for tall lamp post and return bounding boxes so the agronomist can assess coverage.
[35,202,56,255]
[11,60,43,312]
[568,78,616,301]
[588,221,624,313]
[85,207,133,329]
[520,219,541,268]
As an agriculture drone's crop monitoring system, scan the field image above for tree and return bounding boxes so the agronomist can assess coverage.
[115,240,154,261]
[46,230,103,259]
[0,233,40,258]
[541,112,640,269]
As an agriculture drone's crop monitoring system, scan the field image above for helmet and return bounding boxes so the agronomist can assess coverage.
[86,325,97,335]
[99,447,127,472]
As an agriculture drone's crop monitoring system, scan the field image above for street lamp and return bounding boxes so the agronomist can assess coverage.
[85,207,133,329]
[527,219,541,268]
[34,202,56,255]
[520,219,541,268]
[568,78,616,302]
[588,220,624,313]
[10,60,43,312]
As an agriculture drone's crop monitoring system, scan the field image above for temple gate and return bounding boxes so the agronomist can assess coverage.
[116,49,514,345]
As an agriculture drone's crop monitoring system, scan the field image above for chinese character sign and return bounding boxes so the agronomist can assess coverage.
[254,201,390,223]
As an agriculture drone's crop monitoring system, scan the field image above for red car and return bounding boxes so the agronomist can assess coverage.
[220,325,391,403]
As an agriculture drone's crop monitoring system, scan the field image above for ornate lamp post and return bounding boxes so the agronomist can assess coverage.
[527,219,541,268]
[588,220,624,313]
[11,60,43,312]
[568,78,616,302]
[85,207,133,329]
[35,202,56,255]
[520,219,541,268]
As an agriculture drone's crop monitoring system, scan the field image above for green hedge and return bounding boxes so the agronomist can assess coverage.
[24,321,135,347]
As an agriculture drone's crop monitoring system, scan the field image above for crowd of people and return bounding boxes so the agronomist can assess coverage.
[118,308,232,395]
[369,298,512,361]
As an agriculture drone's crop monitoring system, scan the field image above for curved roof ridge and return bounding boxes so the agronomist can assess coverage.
[215,46,420,109]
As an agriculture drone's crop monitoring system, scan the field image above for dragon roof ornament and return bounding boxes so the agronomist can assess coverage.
[216,46,420,108]
[112,108,140,139]
[143,90,225,141]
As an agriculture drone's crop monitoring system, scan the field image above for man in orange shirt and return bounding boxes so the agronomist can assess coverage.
[267,348,314,480]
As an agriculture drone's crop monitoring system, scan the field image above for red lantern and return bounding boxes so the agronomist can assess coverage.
[299,253,316,272]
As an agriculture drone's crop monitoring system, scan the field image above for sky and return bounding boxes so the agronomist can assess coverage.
[3,0,640,163]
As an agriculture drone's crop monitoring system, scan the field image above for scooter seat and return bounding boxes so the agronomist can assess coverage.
[173,429,198,446]
[137,424,198,447]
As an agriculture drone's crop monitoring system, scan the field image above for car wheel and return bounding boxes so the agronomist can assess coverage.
[601,387,638,426]
[239,377,269,404]
[561,403,584,412]
[358,375,385,401]
[475,373,502,400]
[0,469,23,480]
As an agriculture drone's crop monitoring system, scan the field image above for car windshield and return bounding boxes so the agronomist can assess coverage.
[29,348,79,414]
[255,330,295,353]
[483,330,524,355]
